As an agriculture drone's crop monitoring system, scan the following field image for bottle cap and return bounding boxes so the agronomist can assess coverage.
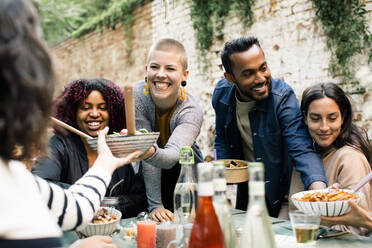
[248,162,264,168]
[212,161,225,167]
[197,162,214,182]
[179,146,194,165]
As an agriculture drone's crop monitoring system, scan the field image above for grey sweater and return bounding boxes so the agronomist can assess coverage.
[134,81,203,211]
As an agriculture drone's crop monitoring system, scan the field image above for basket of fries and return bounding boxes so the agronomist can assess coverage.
[86,131,159,158]
[291,189,363,216]
[216,159,249,184]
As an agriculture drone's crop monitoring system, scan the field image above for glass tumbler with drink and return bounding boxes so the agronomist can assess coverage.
[289,211,321,246]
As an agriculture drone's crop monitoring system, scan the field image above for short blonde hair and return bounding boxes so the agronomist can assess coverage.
[147,38,188,70]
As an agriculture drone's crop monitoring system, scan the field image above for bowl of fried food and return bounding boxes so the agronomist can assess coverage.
[291,189,363,217]
[217,159,249,184]
[80,207,122,237]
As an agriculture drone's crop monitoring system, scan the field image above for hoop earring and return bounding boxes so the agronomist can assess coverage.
[143,77,149,96]
[180,81,187,101]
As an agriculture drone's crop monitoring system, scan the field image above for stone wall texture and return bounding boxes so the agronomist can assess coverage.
[51,0,372,158]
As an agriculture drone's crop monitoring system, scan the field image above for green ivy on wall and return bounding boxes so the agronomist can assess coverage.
[189,0,371,92]
[310,1,371,92]
[72,0,150,57]
[189,0,255,55]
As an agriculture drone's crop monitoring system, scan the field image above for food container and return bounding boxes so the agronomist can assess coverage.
[80,207,122,237]
[291,189,363,217]
[216,159,249,184]
[86,132,159,158]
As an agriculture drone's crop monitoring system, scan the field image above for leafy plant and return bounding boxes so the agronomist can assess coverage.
[37,0,148,50]
[71,0,146,56]
[312,0,372,90]
[36,0,88,46]
[189,0,255,55]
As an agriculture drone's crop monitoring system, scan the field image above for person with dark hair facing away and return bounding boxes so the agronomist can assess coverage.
[212,36,328,217]
[0,0,141,247]
[33,78,148,218]
[290,82,372,235]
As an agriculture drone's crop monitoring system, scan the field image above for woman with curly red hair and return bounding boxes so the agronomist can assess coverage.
[33,78,148,218]
[54,78,126,137]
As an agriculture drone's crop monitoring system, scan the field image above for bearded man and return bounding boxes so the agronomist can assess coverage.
[212,36,327,217]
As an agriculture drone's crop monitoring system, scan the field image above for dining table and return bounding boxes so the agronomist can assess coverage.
[62,209,372,247]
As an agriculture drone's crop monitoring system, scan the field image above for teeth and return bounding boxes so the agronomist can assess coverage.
[155,82,169,89]
[254,86,265,91]
[87,122,100,127]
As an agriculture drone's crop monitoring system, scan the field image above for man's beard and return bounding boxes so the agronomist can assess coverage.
[235,78,271,101]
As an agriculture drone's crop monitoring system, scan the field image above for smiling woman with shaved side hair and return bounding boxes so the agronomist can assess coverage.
[133,38,204,222]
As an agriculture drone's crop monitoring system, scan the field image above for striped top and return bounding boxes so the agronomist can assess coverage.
[0,159,111,246]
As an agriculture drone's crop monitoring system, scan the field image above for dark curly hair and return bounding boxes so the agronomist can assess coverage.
[54,78,126,134]
[0,0,53,161]
[301,83,372,165]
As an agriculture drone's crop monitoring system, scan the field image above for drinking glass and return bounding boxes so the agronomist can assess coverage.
[289,211,320,246]
[137,220,156,248]
[156,222,178,248]
[167,223,193,248]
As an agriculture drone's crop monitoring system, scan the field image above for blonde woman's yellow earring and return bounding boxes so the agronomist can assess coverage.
[143,77,149,96]
[180,81,187,101]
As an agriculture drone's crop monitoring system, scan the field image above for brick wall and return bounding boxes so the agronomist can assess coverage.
[51,2,153,95]
[51,0,372,157]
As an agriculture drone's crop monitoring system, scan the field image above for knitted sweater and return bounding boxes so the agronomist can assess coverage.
[134,81,203,211]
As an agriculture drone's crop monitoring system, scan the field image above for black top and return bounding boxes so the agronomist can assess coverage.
[32,133,148,218]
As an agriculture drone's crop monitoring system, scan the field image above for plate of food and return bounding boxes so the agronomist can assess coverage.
[216,159,249,183]
[291,189,363,216]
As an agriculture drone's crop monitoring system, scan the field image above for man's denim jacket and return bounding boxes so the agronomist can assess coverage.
[212,77,327,217]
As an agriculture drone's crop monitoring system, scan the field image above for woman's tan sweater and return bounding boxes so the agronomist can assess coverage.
[289,145,372,235]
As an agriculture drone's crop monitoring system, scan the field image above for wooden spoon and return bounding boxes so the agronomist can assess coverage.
[124,84,136,135]
[50,117,93,139]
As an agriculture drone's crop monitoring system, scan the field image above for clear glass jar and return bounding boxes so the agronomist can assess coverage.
[102,196,120,212]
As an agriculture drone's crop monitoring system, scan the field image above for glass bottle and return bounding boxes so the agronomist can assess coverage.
[240,162,275,248]
[173,146,197,224]
[189,162,225,248]
[212,161,237,248]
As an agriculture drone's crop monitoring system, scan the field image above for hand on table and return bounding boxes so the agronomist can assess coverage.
[150,207,174,222]
[70,235,117,248]
[321,200,372,231]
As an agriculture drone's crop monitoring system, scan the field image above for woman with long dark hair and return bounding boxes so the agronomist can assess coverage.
[291,82,371,235]
[301,83,372,165]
